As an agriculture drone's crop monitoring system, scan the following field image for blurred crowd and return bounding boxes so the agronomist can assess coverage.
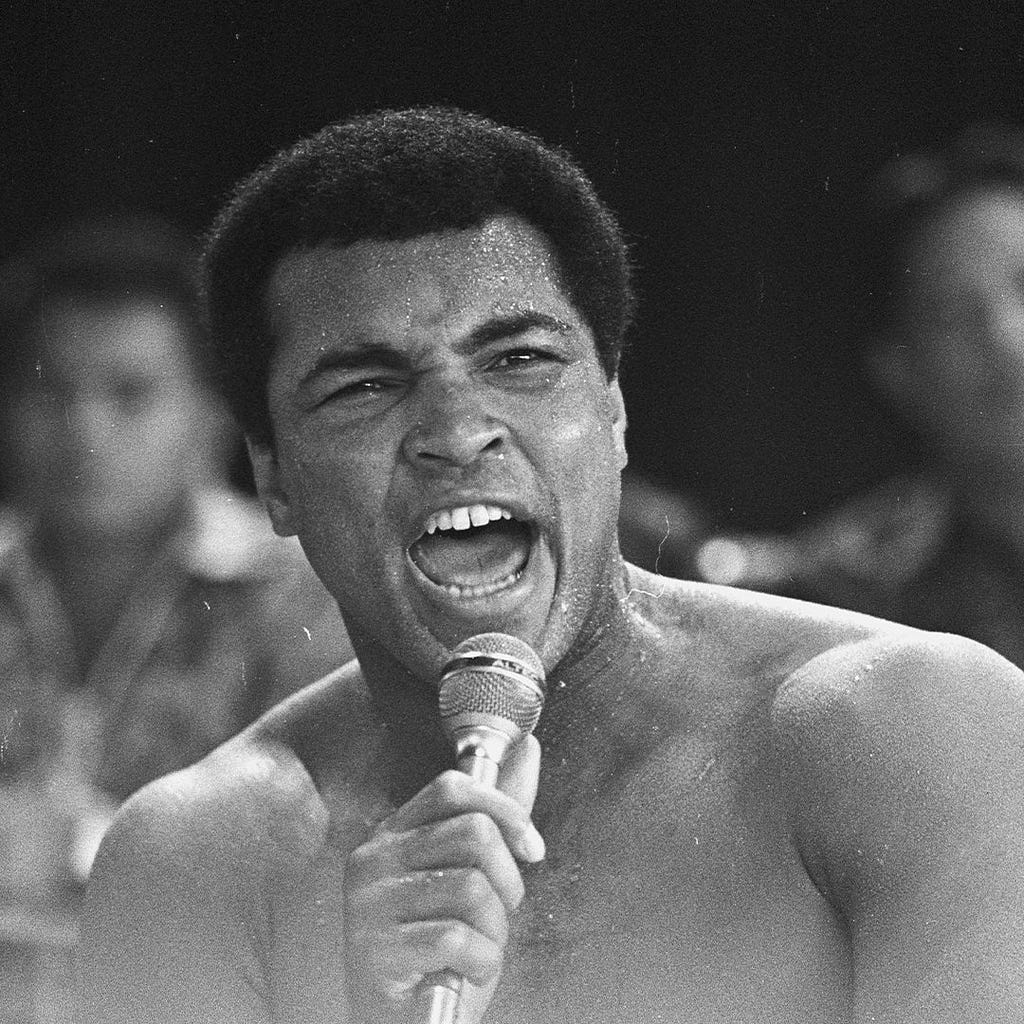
[0,214,353,1022]
[4,119,1024,1020]
[692,120,1024,669]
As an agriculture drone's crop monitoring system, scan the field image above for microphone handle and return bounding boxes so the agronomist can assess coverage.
[416,747,501,1024]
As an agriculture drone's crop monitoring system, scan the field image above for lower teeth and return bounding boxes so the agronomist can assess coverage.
[440,568,523,598]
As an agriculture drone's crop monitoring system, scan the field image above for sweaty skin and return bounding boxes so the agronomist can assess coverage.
[81,217,1024,1023]
[81,576,1024,1022]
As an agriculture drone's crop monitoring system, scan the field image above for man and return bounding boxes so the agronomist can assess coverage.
[0,212,349,835]
[696,122,1024,670]
[81,109,1024,1022]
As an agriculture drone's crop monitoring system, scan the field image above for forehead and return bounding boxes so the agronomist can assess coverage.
[264,215,579,347]
[20,295,195,383]
[902,188,1024,290]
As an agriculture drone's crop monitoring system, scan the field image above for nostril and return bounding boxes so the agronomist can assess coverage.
[404,415,507,467]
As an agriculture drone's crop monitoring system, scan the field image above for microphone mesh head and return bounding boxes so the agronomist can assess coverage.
[438,633,546,735]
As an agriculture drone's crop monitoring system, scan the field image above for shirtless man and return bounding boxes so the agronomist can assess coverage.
[80,108,1024,1023]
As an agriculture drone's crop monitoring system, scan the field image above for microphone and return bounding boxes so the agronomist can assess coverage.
[416,632,547,1024]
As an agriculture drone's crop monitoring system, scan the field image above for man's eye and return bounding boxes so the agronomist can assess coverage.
[493,348,557,369]
[330,378,397,400]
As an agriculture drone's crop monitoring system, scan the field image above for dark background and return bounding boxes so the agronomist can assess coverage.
[3,2,1021,529]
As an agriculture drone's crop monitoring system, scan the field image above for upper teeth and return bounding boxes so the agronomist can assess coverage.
[424,505,512,534]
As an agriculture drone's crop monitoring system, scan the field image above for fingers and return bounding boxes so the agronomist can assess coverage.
[345,855,511,997]
[382,736,545,862]
[344,737,545,1012]
[353,866,510,945]
[496,733,542,818]
[356,916,504,995]
[352,811,526,911]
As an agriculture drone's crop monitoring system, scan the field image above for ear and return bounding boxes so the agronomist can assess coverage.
[246,437,298,537]
[608,378,628,471]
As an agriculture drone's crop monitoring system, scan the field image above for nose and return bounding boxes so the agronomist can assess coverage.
[401,374,507,469]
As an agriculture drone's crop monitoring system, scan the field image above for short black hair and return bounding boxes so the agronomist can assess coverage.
[0,211,207,388]
[862,121,1024,333]
[201,106,635,444]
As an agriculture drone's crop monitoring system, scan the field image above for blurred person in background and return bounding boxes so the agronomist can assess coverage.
[696,122,1024,668]
[0,212,351,899]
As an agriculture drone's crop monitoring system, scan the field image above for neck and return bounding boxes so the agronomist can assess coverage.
[349,638,455,804]
[536,590,659,789]
[348,554,640,802]
[539,568,639,734]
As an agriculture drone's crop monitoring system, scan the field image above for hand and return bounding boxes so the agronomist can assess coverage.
[343,735,543,1021]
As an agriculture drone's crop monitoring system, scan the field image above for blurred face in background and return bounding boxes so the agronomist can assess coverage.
[873,186,1024,480]
[3,294,222,541]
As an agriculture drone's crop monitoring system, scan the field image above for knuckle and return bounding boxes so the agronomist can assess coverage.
[438,920,504,986]
[452,869,510,947]
[436,919,474,962]
[450,866,491,911]
[349,929,420,998]
[433,770,468,802]
[462,810,500,847]
[345,842,376,876]
[346,832,396,876]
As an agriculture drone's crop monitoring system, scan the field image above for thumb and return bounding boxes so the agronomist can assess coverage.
[496,733,541,817]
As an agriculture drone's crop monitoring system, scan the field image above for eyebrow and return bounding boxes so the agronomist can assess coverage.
[464,310,574,348]
[299,310,574,388]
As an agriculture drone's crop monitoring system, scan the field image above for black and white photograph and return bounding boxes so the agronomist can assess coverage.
[2,4,1023,1021]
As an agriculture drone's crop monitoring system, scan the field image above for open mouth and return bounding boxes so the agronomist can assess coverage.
[408,504,533,598]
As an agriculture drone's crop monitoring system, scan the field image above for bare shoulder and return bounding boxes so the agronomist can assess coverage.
[634,569,1024,1010]
[90,659,380,890]
[81,699,328,949]
[625,564,916,686]
[681,567,1024,813]
[628,565,1024,827]
[749,600,1024,1013]
[767,611,1024,908]
[80,662,378,1022]
[770,623,1024,788]
[79,722,319,1021]
[89,726,323,898]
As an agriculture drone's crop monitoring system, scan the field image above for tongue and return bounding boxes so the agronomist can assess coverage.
[410,520,530,588]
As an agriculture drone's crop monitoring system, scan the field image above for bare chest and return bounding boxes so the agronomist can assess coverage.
[271,727,851,1023]
[485,737,851,1022]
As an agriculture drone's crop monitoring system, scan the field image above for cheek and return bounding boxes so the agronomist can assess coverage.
[546,391,622,471]
[540,399,624,535]
[279,433,393,550]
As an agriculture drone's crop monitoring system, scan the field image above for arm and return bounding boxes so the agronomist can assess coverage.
[773,631,1024,1022]
[79,740,327,1024]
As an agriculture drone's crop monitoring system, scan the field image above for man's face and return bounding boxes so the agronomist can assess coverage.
[251,215,627,680]
[881,188,1024,476]
[4,296,216,538]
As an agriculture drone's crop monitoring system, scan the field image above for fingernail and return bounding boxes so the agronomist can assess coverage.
[519,823,545,862]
